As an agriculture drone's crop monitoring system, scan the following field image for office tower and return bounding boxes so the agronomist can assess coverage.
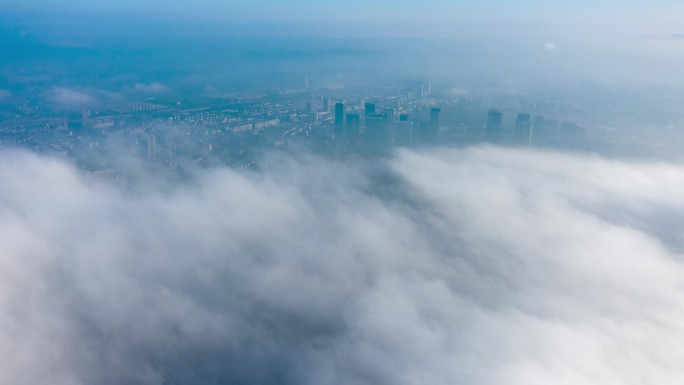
[322,97,330,113]
[531,115,545,146]
[346,113,360,144]
[395,121,414,147]
[147,134,157,160]
[364,102,376,116]
[430,107,441,131]
[309,99,319,114]
[410,108,439,145]
[334,102,346,140]
[364,113,386,145]
[419,121,437,145]
[486,110,502,143]
[382,108,395,142]
[515,113,532,145]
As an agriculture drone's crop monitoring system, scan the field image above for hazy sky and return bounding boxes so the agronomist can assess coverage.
[3,0,684,91]
[3,0,684,27]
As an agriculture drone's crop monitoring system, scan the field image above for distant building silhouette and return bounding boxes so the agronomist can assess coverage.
[308,99,319,114]
[395,121,414,147]
[419,121,437,145]
[515,113,531,145]
[346,113,360,144]
[486,110,502,142]
[531,115,545,146]
[364,102,376,116]
[334,102,346,140]
[364,113,386,145]
[382,108,395,142]
[430,107,441,141]
[430,107,441,127]
[421,82,431,98]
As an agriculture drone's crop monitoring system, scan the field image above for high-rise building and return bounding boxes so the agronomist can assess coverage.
[515,113,532,145]
[411,107,440,145]
[364,102,376,116]
[346,113,360,144]
[309,99,319,114]
[322,97,330,113]
[419,81,432,97]
[382,108,395,142]
[395,121,414,147]
[430,107,441,133]
[147,134,157,160]
[334,102,346,140]
[364,113,386,145]
[531,115,545,146]
[419,121,437,145]
[486,110,502,142]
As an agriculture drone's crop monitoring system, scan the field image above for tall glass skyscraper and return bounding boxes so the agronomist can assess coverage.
[487,110,502,142]
[334,102,346,140]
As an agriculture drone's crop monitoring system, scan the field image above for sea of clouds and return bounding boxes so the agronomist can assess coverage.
[1,146,683,385]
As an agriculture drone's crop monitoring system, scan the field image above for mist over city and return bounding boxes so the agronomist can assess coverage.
[2,1,684,384]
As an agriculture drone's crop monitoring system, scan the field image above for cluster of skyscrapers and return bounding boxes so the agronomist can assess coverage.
[487,110,537,145]
[334,102,441,147]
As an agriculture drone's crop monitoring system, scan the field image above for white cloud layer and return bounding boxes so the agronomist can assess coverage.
[1,147,683,385]
[134,82,169,93]
[47,87,94,111]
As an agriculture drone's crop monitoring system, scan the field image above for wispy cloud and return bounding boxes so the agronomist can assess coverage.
[133,82,169,94]
[46,87,94,110]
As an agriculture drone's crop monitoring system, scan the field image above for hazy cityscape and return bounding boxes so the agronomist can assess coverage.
[4,73,684,176]
[3,2,684,385]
